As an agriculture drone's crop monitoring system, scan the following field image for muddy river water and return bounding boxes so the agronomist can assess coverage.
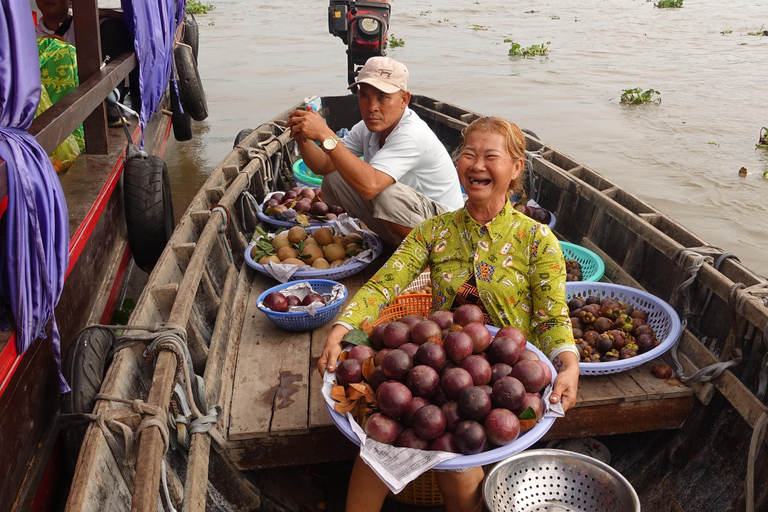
[163,0,768,276]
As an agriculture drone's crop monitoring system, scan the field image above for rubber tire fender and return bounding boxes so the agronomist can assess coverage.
[124,155,175,272]
[170,78,193,141]
[174,42,208,121]
[233,128,254,147]
[62,326,116,476]
[182,12,199,62]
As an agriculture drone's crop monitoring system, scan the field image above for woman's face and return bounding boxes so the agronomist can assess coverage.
[457,130,523,206]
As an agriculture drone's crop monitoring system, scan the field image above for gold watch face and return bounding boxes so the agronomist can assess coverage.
[323,137,337,152]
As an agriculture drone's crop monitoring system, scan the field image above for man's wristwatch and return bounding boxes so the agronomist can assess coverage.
[322,135,340,154]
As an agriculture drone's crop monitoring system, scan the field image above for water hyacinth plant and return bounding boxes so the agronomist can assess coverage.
[388,34,405,48]
[620,88,661,104]
[506,39,550,57]
[654,0,683,7]
[187,0,214,14]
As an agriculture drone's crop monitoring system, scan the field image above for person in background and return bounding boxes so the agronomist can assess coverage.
[286,56,464,248]
[317,116,580,512]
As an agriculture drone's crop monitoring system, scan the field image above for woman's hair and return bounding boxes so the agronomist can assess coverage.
[454,116,528,197]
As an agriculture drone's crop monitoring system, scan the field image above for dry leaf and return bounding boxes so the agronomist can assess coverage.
[339,351,349,362]
[361,318,373,335]
[335,400,357,414]
[519,419,537,432]
[330,385,347,402]
[362,357,376,382]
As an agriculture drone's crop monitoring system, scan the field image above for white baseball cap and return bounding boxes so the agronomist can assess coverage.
[348,56,409,94]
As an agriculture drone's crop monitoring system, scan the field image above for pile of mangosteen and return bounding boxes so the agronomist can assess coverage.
[569,294,659,363]
[332,304,553,455]
[565,259,583,281]
[263,187,346,222]
[514,203,552,225]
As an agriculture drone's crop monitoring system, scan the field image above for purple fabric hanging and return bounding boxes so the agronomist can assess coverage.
[0,0,70,391]
[122,0,176,144]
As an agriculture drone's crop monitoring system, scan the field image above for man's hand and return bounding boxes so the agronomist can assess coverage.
[286,109,334,144]
[550,351,579,412]
[317,324,350,376]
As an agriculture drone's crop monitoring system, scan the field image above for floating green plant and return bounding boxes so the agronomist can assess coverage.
[757,127,768,149]
[469,24,488,31]
[620,88,661,104]
[187,0,214,14]
[654,0,683,8]
[388,34,405,48]
[746,25,767,36]
[508,40,550,57]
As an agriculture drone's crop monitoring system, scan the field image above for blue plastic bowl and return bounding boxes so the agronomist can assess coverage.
[560,242,605,282]
[257,279,347,331]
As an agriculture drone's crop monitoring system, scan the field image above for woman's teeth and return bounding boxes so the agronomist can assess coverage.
[469,178,491,185]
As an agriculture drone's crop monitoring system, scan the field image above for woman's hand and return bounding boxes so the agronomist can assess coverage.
[317,324,350,376]
[550,351,579,413]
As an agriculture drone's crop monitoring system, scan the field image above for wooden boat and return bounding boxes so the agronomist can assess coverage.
[64,94,768,511]
[0,0,202,509]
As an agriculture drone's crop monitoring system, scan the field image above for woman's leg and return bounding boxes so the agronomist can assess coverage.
[434,467,485,512]
[346,455,391,512]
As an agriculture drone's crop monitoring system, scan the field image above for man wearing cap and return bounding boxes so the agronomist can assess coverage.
[286,56,464,248]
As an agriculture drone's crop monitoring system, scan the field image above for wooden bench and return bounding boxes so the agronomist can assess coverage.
[224,268,694,470]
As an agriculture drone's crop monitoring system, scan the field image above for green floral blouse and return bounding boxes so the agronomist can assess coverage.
[339,200,575,357]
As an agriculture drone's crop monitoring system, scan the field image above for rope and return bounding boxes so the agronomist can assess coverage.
[211,205,234,264]
[746,411,768,512]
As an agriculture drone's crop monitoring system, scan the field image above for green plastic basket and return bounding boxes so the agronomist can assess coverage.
[560,242,605,282]
[293,159,323,187]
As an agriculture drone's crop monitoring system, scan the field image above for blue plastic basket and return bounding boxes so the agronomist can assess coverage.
[293,159,322,187]
[560,242,605,282]
[257,279,347,331]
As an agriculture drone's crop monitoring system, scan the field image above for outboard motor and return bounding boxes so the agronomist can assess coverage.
[328,0,391,88]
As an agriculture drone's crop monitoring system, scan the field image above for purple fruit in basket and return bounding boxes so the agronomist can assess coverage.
[513,392,544,419]
[406,365,440,398]
[336,358,363,387]
[479,384,493,400]
[518,349,539,362]
[412,404,446,441]
[431,383,449,407]
[440,367,474,401]
[310,201,329,216]
[300,187,315,199]
[395,428,429,450]
[373,348,392,367]
[325,213,337,221]
[495,326,527,352]
[381,349,412,382]
[463,322,492,354]
[441,402,462,433]
[429,310,454,330]
[282,190,298,202]
[429,432,457,453]
[399,343,419,359]
[635,334,656,354]
[398,314,424,329]
[267,198,281,208]
[328,204,345,215]
[364,412,400,445]
[459,355,492,386]
[453,304,484,327]
[285,295,301,308]
[368,366,387,391]
[490,363,513,384]
[295,198,312,212]
[635,324,654,337]
[457,386,492,422]
[270,192,284,202]
[301,293,325,306]
[631,309,649,322]
[532,208,551,224]
[263,292,288,312]
[454,420,487,455]
[383,322,411,349]
[492,376,526,411]
[413,342,446,372]
[403,396,430,427]
[510,360,549,394]
[536,361,552,387]
[484,409,521,446]
[370,323,387,350]
[411,320,442,345]
[376,381,413,418]
[485,336,521,366]
[348,345,376,364]
[443,332,473,362]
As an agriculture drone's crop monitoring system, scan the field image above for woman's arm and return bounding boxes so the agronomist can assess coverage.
[550,351,579,412]
[317,324,349,375]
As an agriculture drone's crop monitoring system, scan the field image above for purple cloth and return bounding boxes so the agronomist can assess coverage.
[0,0,70,391]
[122,0,177,143]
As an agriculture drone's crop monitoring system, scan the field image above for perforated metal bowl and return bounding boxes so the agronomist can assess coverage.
[483,449,640,512]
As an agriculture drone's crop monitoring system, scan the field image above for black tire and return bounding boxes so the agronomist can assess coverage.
[182,12,199,62]
[124,156,175,272]
[62,327,115,476]
[174,43,208,121]
[233,128,254,147]
[522,128,541,141]
[170,79,193,141]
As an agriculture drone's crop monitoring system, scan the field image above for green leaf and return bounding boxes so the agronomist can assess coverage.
[518,406,537,420]
[343,328,371,347]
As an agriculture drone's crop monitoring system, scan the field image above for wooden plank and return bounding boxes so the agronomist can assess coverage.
[606,369,648,403]
[309,273,366,428]
[228,274,310,440]
[73,0,108,154]
[629,360,691,400]
[543,396,694,440]
[571,375,626,407]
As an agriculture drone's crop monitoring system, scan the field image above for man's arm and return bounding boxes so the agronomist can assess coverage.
[286,110,394,199]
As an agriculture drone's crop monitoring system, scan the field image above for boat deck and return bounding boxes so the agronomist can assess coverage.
[223,256,694,470]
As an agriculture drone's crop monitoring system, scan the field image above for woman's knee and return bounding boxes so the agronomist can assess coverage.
[434,467,485,512]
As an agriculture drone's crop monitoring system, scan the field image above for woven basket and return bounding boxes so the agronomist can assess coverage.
[373,293,433,326]
[560,242,605,282]
[391,471,443,506]
[256,280,347,331]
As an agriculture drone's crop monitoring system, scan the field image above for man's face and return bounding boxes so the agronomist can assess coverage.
[37,0,69,23]
[357,83,410,137]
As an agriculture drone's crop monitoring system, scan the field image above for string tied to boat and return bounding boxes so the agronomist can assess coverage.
[211,204,235,264]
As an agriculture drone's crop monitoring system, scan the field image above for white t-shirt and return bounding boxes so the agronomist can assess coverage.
[35,16,77,47]
[341,107,464,211]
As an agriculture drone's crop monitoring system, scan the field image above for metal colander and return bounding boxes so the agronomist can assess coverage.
[483,449,640,512]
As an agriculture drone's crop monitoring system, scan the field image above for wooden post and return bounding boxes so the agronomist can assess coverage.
[72,0,108,154]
